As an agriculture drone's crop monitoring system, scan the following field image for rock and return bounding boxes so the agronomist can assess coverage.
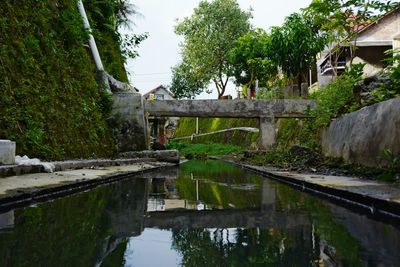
[353,74,393,106]
[288,145,323,166]
[152,142,166,151]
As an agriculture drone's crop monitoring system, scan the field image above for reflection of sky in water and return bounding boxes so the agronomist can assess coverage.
[123,228,244,266]
[124,229,182,267]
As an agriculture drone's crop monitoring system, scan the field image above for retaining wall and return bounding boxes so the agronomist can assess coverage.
[322,97,400,167]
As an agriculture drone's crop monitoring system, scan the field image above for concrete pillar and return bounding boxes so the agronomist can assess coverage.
[275,87,284,99]
[157,118,167,145]
[284,86,291,99]
[0,140,16,165]
[301,83,309,99]
[292,85,299,98]
[110,93,149,152]
[153,118,159,139]
[195,117,199,134]
[260,179,276,212]
[259,117,276,150]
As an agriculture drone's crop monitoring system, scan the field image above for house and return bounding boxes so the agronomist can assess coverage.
[317,8,400,88]
[143,85,175,101]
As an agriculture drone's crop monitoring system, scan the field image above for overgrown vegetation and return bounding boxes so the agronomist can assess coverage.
[167,141,244,159]
[0,0,136,159]
[276,68,362,150]
[84,0,147,81]
[174,117,259,147]
[368,49,400,104]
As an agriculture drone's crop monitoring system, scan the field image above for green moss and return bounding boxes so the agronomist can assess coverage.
[0,0,131,159]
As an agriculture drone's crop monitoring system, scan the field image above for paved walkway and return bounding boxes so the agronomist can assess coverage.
[227,161,400,218]
[0,160,176,211]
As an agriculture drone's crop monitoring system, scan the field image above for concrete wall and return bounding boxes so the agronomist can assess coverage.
[322,98,400,167]
[110,93,148,152]
[351,46,392,77]
[357,10,400,44]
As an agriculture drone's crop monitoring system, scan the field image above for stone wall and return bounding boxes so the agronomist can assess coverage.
[322,97,400,167]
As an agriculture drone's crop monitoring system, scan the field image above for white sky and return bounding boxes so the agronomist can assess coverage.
[122,0,312,98]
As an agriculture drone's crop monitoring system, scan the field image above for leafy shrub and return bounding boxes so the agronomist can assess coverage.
[369,49,400,103]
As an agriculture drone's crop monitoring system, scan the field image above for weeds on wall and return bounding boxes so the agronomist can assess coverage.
[379,149,400,181]
[276,65,363,150]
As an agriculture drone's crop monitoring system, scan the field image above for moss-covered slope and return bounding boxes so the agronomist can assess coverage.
[0,0,128,159]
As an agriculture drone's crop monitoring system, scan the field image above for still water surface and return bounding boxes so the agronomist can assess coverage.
[0,160,399,266]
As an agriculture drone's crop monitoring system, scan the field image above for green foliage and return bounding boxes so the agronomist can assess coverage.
[0,0,133,159]
[312,73,360,128]
[174,0,252,98]
[84,0,147,82]
[269,12,327,84]
[167,141,244,158]
[248,146,291,168]
[368,49,400,103]
[275,71,360,150]
[120,32,149,61]
[228,29,277,87]
[170,60,209,99]
[378,148,400,181]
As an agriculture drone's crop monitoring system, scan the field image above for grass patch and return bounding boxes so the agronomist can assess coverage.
[167,141,244,159]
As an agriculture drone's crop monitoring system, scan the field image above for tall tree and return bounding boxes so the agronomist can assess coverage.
[228,29,278,89]
[269,12,327,86]
[174,0,252,99]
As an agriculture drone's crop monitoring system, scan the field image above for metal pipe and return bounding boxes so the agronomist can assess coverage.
[77,0,104,71]
[195,117,199,135]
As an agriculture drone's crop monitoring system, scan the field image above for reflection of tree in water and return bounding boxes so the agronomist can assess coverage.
[171,227,316,266]
[0,178,147,267]
[175,160,262,209]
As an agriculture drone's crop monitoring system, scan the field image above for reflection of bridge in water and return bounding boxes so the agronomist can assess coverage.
[145,175,309,229]
[96,166,400,267]
[145,209,308,229]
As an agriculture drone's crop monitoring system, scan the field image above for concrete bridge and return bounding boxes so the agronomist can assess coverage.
[111,93,316,151]
[144,99,316,150]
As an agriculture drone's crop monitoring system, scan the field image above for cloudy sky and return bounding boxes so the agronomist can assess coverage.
[123,0,312,98]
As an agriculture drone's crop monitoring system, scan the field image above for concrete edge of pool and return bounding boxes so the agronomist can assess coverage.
[221,159,400,220]
[0,159,178,212]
